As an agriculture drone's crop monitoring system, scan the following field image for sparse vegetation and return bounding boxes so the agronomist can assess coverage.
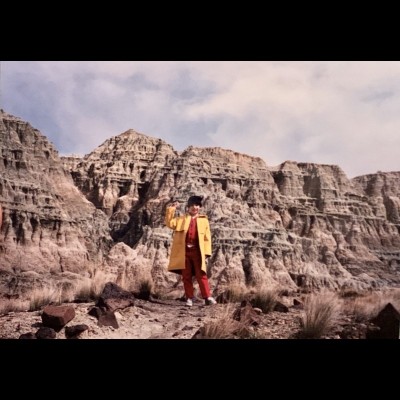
[298,291,340,338]
[342,288,400,322]
[222,283,248,303]
[251,288,279,313]
[6,264,400,339]
[74,279,95,302]
[74,271,109,302]
[8,282,400,339]
[199,303,257,339]
[115,267,155,300]
[60,287,76,303]
[28,287,62,311]
[0,299,29,315]
[200,305,241,339]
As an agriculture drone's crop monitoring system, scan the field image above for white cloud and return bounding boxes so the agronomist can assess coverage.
[2,61,400,177]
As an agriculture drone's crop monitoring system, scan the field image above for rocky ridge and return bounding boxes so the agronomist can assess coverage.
[1,110,400,301]
[0,111,112,294]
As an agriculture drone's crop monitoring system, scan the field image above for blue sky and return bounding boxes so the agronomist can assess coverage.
[1,61,399,178]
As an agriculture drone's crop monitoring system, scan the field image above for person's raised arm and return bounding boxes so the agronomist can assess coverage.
[165,201,180,229]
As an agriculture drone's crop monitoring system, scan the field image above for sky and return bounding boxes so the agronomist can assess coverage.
[1,61,399,178]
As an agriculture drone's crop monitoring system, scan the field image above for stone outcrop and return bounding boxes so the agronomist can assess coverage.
[0,110,112,297]
[64,129,400,293]
[1,110,400,299]
[354,171,400,224]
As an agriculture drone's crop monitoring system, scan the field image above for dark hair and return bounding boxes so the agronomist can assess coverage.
[187,195,203,206]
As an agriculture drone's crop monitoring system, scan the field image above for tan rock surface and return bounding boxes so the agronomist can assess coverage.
[0,110,112,297]
[1,110,400,301]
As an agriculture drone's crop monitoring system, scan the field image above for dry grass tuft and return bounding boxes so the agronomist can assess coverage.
[28,287,62,311]
[74,270,109,302]
[251,288,279,313]
[199,303,257,339]
[222,283,248,303]
[299,291,340,339]
[343,288,400,322]
[200,305,241,339]
[0,299,29,315]
[116,268,154,298]
[60,288,76,303]
[74,279,94,302]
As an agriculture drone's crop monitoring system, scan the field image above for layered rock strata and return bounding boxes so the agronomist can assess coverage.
[66,132,400,293]
[0,111,112,296]
[1,110,400,299]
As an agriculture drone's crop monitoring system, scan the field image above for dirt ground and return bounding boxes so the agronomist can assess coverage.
[0,295,373,340]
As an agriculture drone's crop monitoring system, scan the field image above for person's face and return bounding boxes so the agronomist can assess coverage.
[188,203,200,216]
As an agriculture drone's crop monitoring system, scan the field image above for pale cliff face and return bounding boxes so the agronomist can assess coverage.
[1,110,400,299]
[0,111,112,295]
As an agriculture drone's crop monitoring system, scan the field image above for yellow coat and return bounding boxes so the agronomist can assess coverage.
[165,206,212,274]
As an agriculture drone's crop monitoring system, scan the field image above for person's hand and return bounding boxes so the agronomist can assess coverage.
[169,201,179,208]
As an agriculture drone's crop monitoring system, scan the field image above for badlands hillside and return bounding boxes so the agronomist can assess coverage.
[0,109,400,339]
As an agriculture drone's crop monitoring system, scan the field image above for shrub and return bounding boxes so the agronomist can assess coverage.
[74,271,109,302]
[0,299,29,315]
[28,287,61,311]
[200,305,240,339]
[345,289,400,322]
[298,291,340,339]
[222,283,248,303]
[251,288,279,313]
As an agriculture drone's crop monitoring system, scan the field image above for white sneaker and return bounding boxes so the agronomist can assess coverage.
[205,297,217,305]
[186,298,193,307]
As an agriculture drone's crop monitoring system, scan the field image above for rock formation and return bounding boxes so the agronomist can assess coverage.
[1,110,400,300]
[0,110,112,297]
[64,127,400,294]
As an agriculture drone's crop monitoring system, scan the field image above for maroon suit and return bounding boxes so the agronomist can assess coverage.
[182,216,211,299]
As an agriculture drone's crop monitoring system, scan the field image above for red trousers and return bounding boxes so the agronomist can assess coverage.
[182,246,211,299]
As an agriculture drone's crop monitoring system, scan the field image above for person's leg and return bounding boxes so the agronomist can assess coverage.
[182,251,194,299]
[192,250,211,299]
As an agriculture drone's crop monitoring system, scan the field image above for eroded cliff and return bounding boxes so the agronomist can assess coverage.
[1,111,400,299]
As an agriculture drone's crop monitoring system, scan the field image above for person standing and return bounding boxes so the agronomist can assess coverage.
[165,195,217,307]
